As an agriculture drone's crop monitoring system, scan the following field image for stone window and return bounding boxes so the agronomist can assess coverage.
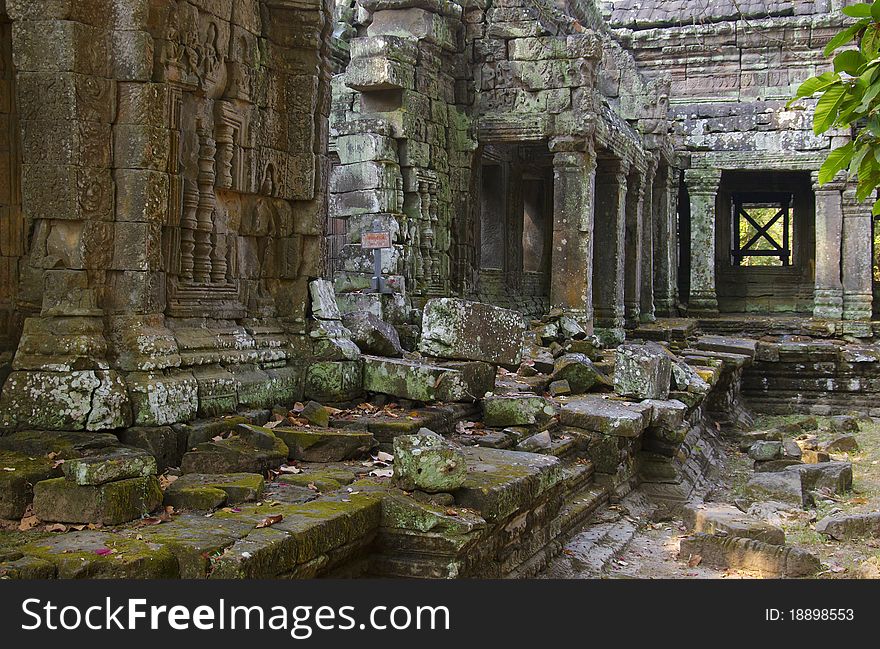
[731,193,794,268]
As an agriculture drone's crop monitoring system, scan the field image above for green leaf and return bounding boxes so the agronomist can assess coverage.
[872,0,880,21]
[820,142,855,184]
[813,82,847,133]
[862,26,880,60]
[787,72,841,108]
[858,79,880,110]
[835,49,868,74]
[844,3,874,18]
[872,197,880,216]
[825,20,870,56]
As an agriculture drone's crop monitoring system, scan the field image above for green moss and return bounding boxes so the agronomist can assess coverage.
[0,450,60,519]
[33,476,163,525]
[164,486,228,511]
[21,531,179,578]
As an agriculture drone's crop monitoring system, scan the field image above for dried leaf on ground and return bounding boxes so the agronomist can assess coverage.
[369,467,393,478]
[687,554,703,567]
[256,514,284,528]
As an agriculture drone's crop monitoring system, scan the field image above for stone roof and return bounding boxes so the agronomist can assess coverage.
[601,0,830,29]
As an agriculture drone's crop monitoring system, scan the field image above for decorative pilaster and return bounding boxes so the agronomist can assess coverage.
[639,158,658,323]
[624,167,646,328]
[841,185,873,320]
[653,164,680,317]
[812,172,844,320]
[549,137,597,330]
[684,167,722,315]
[594,158,629,332]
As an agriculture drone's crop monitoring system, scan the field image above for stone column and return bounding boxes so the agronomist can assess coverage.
[841,186,873,320]
[593,158,628,334]
[639,158,658,323]
[684,168,722,315]
[812,172,844,319]
[624,168,646,328]
[549,138,596,331]
[653,164,680,317]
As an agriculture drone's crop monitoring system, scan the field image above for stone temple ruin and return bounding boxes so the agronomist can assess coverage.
[0,0,877,579]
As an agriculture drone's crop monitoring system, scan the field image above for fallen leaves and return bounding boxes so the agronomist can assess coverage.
[369,467,393,478]
[687,554,703,568]
[256,514,284,529]
[158,473,178,490]
[278,464,302,475]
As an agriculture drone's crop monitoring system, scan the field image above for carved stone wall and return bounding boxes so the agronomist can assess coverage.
[0,0,335,431]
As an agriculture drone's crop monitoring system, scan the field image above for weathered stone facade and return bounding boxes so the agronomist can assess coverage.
[0,0,336,431]
[603,0,874,319]
[328,0,680,343]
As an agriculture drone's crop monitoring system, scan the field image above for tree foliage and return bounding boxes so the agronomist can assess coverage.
[789,1,880,213]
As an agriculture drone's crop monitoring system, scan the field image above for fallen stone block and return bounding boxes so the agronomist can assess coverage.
[737,430,783,451]
[62,446,157,486]
[816,511,880,540]
[273,426,375,462]
[744,471,809,508]
[549,379,571,396]
[679,533,819,577]
[33,476,163,525]
[820,435,860,454]
[393,429,467,493]
[551,353,609,394]
[670,358,711,394]
[644,399,688,431]
[753,459,804,472]
[748,441,783,462]
[801,449,831,464]
[164,473,265,511]
[482,394,557,428]
[117,426,187,472]
[683,503,785,545]
[309,279,342,320]
[362,355,495,402]
[829,415,860,433]
[180,425,289,475]
[419,298,526,365]
[777,417,818,434]
[300,401,331,427]
[342,311,405,357]
[694,336,757,361]
[614,343,672,399]
[275,468,357,493]
[559,396,651,437]
[785,461,852,495]
[517,431,552,453]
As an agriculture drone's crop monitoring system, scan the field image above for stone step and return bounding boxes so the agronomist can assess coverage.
[272,426,376,462]
[679,533,820,577]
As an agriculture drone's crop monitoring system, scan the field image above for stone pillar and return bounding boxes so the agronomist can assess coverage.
[684,168,722,315]
[593,158,628,334]
[639,158,658,323]
[812,172,844,319]
[624,168,646,328]
[653,164,680,317]
[549,138,596,331]
[841,186,873,320]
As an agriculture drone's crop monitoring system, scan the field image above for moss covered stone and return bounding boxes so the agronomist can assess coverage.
[381,492,486,534]
[0,450,61,520]
[33,476,163,525]
[273,426,375,462]
[180,425,288,474]
[63,446,157,486]
[454,447,563,522]
[363,355,495,402]
[393,429,467,493]
[165,473,265,510]
[20,531,178,578]
[305,361,363,402]
[121,513,253,578]
[482,394,557,428]
[276,467,357,492]
[0,555,56,579]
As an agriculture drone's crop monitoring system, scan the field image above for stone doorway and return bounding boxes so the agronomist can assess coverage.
[0,12,21,353]
[476,143,553,316]
[715,171,815,314]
